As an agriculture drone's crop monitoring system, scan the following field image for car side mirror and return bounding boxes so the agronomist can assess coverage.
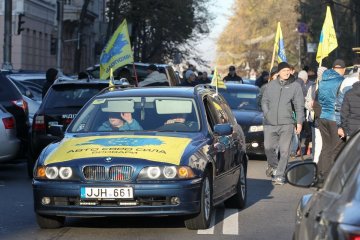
[48,125,64,138]
[213,123,233,136]
[286,162,318,188]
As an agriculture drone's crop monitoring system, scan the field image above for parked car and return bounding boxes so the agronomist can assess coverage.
[286,129,360,240]
[10,79,42,124]
[32,85,248,229]
[0,72,30,155]
[0,105,20,163]
[219,84,264,157]
[28,79,111,177]
[86,62,181,86]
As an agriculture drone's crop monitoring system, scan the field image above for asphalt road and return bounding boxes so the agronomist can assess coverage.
[0,158,313,240]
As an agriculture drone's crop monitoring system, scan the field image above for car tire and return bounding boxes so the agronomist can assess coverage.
[36,213,65,229]
[184,170,213,230]
[224,161,247,209]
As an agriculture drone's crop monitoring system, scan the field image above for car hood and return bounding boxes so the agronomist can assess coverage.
[43,135,194,166]
[232,110,263,126]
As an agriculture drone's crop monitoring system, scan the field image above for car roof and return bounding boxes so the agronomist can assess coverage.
[7,73,46,80]
[52,79,110,86]
[221,83,259,92]
[97,86,211,98]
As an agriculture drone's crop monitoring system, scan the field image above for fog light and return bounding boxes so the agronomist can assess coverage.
[170,197,180,205]
[251,142,259,148]
[41,197,51,205]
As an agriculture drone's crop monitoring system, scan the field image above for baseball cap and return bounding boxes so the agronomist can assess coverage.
[332,59,346,68]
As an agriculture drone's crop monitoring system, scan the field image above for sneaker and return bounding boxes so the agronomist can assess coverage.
[273,177,285,185]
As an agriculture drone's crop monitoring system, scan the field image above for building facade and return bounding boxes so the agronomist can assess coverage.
[0,0,106,74]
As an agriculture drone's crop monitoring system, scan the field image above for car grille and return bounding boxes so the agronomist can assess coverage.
[83,165,133,181]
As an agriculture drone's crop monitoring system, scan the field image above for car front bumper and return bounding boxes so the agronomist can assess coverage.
[33,178,202,217]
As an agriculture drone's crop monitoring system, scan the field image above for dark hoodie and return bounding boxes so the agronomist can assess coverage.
[340,81,360,136]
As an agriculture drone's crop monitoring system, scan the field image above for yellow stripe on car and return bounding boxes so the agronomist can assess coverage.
[44,135,192,165]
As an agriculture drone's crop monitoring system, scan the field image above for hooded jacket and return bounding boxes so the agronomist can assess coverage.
[261,76,304,125]
[318,69,344,121]
[340,81,360,136]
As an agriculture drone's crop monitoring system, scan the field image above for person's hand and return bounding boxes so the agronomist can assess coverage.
[121,112,133,123]
[338,128,345,139]
[296,124,302,135]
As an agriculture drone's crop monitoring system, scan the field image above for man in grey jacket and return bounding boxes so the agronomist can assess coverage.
[261,62,304,185]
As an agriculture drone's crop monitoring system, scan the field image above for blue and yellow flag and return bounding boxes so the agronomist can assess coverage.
[100,19,134,80]
[274,22,287,62]
[316,6,338,64]
[211,67,226,90]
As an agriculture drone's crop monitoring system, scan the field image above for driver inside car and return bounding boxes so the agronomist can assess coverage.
[162,113,198,131]
[98,112,143,131]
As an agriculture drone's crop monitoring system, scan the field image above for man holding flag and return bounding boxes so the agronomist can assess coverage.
[100,19,134,83]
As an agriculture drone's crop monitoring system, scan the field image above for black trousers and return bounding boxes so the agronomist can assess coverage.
[318,118,345,180]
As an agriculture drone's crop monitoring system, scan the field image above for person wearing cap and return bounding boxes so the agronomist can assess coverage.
[98,112,143,131]
[317,59,346,183]
[180,70,198,86]
[139,64,168,87]
[223,66,243,83]
[261,62,304,185]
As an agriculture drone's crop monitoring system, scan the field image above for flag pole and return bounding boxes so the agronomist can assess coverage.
[270,43,276,73]
[132,63,138,87]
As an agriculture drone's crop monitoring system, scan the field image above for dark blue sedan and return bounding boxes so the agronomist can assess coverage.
[219,83,264,157]
[32,85,248,230]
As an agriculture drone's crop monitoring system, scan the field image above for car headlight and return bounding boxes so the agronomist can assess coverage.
[138,166,195,180]
[249,125,264,132]
[35,166,73,180]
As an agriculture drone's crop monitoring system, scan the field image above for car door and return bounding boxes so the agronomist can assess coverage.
[298,133,360,239]
[203,94,238,201]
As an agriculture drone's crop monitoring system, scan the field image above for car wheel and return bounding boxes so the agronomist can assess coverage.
[36,213,65,229]
[184,170,213,230]
[224,161,247,209]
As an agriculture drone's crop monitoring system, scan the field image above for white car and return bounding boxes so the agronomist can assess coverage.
[0,105,20,162]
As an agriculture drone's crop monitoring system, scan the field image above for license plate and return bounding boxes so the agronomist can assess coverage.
[80,187,133,199]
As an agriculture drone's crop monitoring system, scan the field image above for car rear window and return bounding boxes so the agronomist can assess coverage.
[0,74,22,101]
[44,84,106,109]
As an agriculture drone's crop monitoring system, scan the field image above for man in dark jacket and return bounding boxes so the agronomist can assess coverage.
[261,62,304,185]
[339,81,360,138]
[223,66,243,83]
[42,68,58,98]
[255,71,269,88]
[317,59,346,182]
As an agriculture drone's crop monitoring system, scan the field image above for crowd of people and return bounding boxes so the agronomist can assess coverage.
[260,59,360,186]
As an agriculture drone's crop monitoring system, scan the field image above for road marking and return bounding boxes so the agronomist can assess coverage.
[197,211,216,235]
[222,208,239,235]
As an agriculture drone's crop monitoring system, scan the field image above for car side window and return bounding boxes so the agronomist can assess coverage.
[203,96,217,131]
[324,133,360,194]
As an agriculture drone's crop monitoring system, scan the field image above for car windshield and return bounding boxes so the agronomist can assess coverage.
[69,96,200,133]
[44,85,105,109]
[220,90,259,110]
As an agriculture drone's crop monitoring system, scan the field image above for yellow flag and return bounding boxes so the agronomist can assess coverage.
[316,6,338,63]
[274,22,287,62]
[211,67,226,89]
[100,19,134,80]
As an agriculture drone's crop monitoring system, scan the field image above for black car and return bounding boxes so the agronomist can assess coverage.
[32,85,247,229]
[0,72,30,154]
[28,80,110,177]
[286,129,360,240]
[219,84,264,157]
